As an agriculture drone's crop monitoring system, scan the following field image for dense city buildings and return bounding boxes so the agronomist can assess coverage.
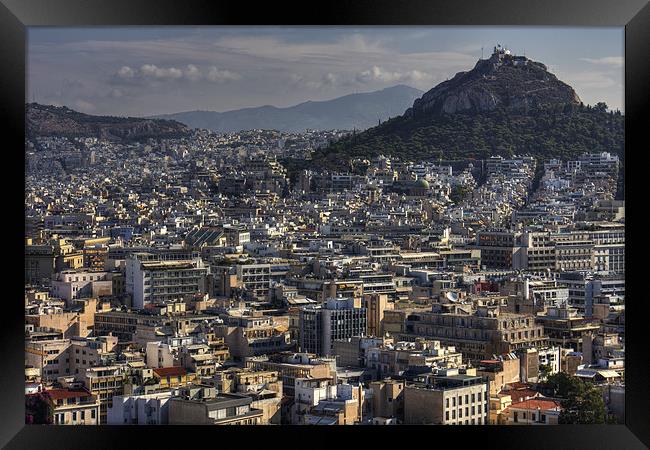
[24,39,624,426]
[25,129,624,425]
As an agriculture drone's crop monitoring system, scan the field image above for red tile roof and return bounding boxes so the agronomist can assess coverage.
[153,366,187,378]
[507,398,562,412]
[45,388,92,400]
[504,388,540,404]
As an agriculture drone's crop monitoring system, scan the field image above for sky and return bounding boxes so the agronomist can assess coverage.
[27,27,624,117]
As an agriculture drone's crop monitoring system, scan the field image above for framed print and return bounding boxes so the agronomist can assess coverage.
[2,0,648,448]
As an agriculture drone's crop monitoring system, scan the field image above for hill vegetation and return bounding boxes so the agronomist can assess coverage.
[27,103,190,142]
[312,102,624,171]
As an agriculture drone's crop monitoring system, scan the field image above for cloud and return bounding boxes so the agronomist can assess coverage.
[140,64,183,80]
[117,66,135,79]
[580,56,624,68]
[113,64,240,85]
[355,66,433,84]
[184,64,202,82]
[206,66,241,83]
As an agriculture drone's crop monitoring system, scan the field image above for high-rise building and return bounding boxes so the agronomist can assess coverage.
[299,298,367,356]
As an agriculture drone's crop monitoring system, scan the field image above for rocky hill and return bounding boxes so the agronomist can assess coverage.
[27,103,190,142]
[312,47,623,170]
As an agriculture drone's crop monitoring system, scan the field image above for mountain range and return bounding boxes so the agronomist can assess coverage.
[151,85,423,133]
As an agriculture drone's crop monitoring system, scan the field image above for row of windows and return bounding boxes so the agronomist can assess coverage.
[54,409,96,424]
[445,404,488,421]
[446,392,488,408]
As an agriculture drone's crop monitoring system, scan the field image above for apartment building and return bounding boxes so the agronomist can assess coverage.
[214,313,294,359]
[107,390,174,425]
[126,253,208,309]
[299,298,367,356]
[366,339,463,379]
[83,365,129,424]
[403,369,489,425]
[51,270,112,303]
[404,304,548,362]
[47,388,100,425]
[168,386,263,425]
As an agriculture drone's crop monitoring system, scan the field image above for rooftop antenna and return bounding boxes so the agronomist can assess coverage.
[481,46,484,59]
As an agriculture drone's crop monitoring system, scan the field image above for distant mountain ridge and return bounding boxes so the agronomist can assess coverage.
[152,85,424,132]
[27,103,190,142]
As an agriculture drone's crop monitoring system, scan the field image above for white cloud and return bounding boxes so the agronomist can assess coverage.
[355,66,433,84]
[580,56,624,68]
[206,67,241,83]
[140,64,183,80]
[113,64,240,85]
[117,66,135,79]
[183,64,202,82]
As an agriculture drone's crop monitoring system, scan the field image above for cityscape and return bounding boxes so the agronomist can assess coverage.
[25,28,624,426]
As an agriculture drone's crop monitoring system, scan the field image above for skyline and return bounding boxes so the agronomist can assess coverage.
[27,27,624,117]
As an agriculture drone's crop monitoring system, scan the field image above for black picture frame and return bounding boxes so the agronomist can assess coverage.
[2,0,648,448]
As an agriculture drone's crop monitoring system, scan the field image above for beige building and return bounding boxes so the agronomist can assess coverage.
[475,356,521,396]
[363,293,393,337]
[84,365,129,424]
[47,388,100,425]
[366,339,463,378]
[404,304,548,362]
[370,379,405,421]
[503,398,562,425]
[25,298,99,339]
[403,370,489,425]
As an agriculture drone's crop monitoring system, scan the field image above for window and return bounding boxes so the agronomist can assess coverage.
[91,410,96,419]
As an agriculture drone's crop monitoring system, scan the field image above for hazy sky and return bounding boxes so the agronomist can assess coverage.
[27,27,624,117]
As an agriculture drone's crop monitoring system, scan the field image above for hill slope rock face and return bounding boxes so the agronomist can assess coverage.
[27,103,190,142]
[311,47,622,170]
[407,47,581,117]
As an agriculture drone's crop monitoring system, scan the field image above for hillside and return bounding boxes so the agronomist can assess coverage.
[27,103,190,142]
[152,85,423,132]
[312,48,624,170]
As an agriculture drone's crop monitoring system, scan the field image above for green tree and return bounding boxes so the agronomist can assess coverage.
[544,372,612,424]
